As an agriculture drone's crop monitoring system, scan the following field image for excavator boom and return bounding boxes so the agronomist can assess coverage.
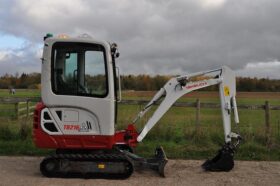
[135,66,240,143]
[133,66,241,171]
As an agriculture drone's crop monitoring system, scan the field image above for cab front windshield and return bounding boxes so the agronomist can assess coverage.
[52,42,108,97]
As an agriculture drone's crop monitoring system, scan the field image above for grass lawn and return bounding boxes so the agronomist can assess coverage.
[0,90,279,160]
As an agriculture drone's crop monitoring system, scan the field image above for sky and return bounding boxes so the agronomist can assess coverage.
[0,0,280,79]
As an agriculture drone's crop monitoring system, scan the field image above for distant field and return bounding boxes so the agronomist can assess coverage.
[123,91,280,105]
[0,89,40,97]
[0,89,280,161]
[1,88,279,103]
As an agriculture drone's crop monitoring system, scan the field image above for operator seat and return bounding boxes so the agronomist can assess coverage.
[56,69,71,94]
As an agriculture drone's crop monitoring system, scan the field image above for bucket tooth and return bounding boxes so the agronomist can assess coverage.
[202,144,234,172]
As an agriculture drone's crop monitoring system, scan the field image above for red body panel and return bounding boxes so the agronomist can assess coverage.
[114,124,138,148]
[33,102,139,149]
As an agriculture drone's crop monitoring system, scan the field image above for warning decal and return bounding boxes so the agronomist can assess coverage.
[224,86,230,96]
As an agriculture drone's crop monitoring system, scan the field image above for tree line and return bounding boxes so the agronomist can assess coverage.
[0,73,41,89]
[0,73,279,92]
[121,75,280,92]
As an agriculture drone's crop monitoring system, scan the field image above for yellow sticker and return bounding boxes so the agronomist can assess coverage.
[224,86,230,96]
[98,164,105,169]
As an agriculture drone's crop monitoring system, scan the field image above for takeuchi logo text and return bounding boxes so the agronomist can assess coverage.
[186,81,207,89]
[64,124,80,131]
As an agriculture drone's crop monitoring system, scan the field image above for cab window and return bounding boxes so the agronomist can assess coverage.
[52,42,108,97]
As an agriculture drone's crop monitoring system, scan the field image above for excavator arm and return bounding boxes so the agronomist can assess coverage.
[132,66,242,171]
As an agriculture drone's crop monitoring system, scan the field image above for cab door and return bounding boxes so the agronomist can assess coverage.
[41,40,115,136]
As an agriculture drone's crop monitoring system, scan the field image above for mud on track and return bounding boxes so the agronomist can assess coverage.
[0,156,279,186]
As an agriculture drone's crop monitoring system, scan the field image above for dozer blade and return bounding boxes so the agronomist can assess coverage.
[202,144,234,172]
[122,146,168,177]
[148,146,168,177]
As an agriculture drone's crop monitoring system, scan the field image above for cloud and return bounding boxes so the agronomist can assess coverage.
[0,0,280,79]
[237,61,280,79]
[197,0,227,9]
[0,34,26,49]
[0,42,42,75]
[0,51,8,61]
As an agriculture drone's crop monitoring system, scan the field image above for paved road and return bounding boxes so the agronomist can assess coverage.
[0,156,279,186]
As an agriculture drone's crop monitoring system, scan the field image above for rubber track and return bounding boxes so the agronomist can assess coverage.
[40,153,133,179]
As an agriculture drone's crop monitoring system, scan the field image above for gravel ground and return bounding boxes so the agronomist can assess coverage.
[0,156,279,186]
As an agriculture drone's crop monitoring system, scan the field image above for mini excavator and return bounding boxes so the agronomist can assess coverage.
[33,33,241,179]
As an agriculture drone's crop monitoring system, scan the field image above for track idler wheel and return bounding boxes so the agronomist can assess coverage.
[202,144,234,172]
[40,157,60,177]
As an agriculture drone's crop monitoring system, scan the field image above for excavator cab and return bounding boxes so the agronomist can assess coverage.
[36,35,118,143]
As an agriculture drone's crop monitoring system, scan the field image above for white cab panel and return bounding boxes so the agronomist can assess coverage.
[41,37,115,135]
[41,107,101,135]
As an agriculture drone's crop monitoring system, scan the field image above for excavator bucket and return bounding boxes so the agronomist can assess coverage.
[202,144,234,171]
